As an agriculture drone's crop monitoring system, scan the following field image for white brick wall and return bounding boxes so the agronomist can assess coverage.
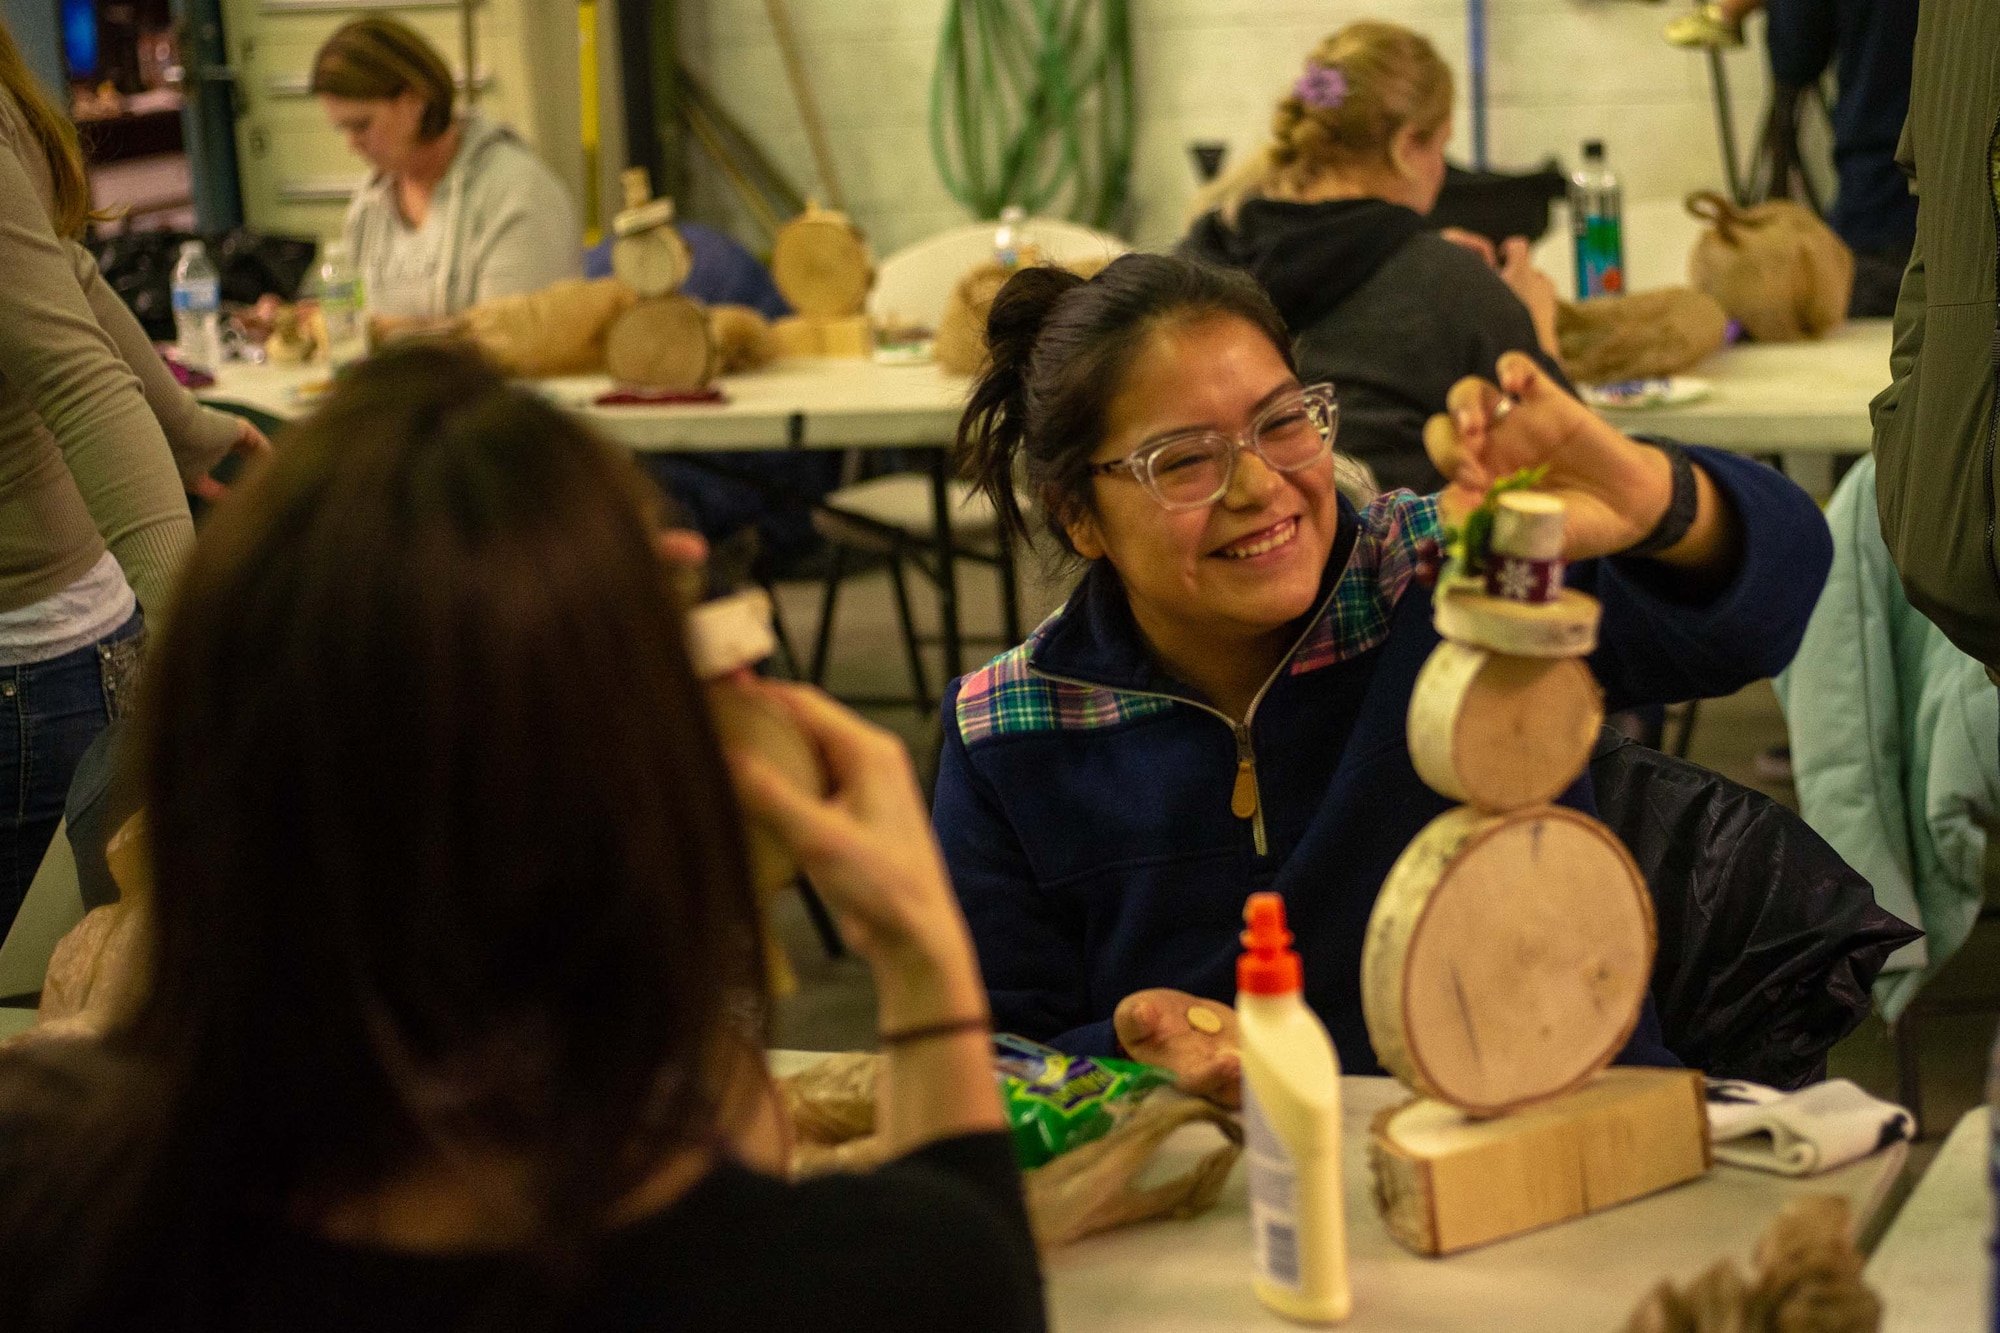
[669,0,1780,260]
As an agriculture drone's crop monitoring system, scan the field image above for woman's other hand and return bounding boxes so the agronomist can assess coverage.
[188,417,274,503]
[1114,988,1242,1108]
[1426,351,1742,577]
[1497,237,1562,360]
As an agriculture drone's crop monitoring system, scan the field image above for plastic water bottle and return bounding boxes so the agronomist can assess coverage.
[1570,140,1625,299]
[170,239,223,372]
[316,240,366,372]
[993,204,1027,270]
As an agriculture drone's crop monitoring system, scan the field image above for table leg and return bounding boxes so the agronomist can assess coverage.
[929,448,963,683]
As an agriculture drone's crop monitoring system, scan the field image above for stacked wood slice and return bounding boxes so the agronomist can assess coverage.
[770,200,874,358]
[604,168,718,391]
[1363,492,1710,1255]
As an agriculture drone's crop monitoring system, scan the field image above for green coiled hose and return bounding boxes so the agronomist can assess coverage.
[929,0,1135,231]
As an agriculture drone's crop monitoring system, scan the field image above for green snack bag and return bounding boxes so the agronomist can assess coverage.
[992,1033,1175,1169]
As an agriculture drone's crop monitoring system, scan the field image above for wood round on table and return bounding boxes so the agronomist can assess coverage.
[1433,584,1601,658]
[605,295,716,390]
[771,205,872,319]
[1408,641,1603,810]
[1361,804,1655,1117]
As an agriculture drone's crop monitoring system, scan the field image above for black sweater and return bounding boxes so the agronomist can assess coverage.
[1183,197,1570,495]
[225,1133,1047,1332]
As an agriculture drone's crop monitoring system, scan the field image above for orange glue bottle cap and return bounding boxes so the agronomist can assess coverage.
[1238,892,1303,996]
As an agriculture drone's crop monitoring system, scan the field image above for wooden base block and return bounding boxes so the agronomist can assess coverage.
[773,314,872,359]
[1369,1067,1710,1256]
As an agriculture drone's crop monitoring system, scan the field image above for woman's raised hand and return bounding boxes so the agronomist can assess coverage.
[1425,351,1676,561]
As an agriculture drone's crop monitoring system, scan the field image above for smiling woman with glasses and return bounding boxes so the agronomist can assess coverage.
[934,252,1834,1098]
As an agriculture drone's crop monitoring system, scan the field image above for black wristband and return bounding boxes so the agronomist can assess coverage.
[1622,437,1699,558]
[878,1015,991,1048]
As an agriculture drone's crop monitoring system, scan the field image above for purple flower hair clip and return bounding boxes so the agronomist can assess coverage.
[1293,61,1349,112]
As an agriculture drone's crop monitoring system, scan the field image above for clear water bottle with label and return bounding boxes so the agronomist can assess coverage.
[1570,140,1625,299]
[170,239,223,373]
[316,240,366,372]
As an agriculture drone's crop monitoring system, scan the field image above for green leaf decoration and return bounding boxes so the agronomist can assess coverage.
[1439,465,1550,582]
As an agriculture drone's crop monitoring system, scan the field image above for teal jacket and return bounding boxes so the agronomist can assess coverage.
[1775,456,1996,1021]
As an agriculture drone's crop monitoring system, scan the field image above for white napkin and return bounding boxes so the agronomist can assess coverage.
[1704,1078,1914,1175]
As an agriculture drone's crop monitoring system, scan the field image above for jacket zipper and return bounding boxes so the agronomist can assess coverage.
[1030,589,1339,861]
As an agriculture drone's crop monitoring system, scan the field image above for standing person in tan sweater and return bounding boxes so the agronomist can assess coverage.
[0,20,267,935]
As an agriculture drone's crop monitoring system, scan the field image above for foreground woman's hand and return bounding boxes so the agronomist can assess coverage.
[1114,988,1242,1108]
[728,680,1002,1151]
[1426,351,1742,576]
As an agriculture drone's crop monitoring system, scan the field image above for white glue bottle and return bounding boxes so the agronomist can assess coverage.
[1237,891,1350,1323]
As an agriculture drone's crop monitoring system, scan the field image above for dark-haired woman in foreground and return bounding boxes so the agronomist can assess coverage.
[936,253,1831,1099]
[0,345,1042,1333]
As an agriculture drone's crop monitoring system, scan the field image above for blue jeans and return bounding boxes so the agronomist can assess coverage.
[0,611,144,938]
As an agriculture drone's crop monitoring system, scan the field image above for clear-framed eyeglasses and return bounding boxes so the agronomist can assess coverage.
[1086,383,1339,512]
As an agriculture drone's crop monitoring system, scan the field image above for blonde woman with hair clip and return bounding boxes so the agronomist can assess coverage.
[1183,20,1566,494]
[0,17,267,938]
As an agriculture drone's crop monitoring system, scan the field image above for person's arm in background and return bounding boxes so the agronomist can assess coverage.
[0,136,192,624]
[64,241,265,493]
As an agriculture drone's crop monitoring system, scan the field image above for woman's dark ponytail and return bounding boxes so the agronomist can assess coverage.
[955,265,1086,547]
[952,253,1295,559]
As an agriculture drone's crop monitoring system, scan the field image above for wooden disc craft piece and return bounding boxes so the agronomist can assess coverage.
[770,202,872,319]
[604,295,716,391]
[612,216,692,299]
[1408,642,1603,810]
[1433,583,1601,658]
[610,166,693,299]
[1361,804,1655,1117]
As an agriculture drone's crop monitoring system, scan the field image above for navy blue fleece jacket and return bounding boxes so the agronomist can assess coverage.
[933,448,1832,1072]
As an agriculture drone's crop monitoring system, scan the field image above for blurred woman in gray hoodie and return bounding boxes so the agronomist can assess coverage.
[312,16,580,333]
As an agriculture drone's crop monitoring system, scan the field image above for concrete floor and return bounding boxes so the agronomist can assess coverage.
[766,556,2000,1158]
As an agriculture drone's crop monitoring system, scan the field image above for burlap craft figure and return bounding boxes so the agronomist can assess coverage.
[1620,1197,1883,1333]
[778,1052,1243,1249]
[1557,287,1729,384]
[709,303,780,374]
[935,251,1113,376]
[1687,192,1854,343]
[459,277,637,377]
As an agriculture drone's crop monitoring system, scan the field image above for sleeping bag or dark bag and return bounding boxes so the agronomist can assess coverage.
[1589,730,1919,1089]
